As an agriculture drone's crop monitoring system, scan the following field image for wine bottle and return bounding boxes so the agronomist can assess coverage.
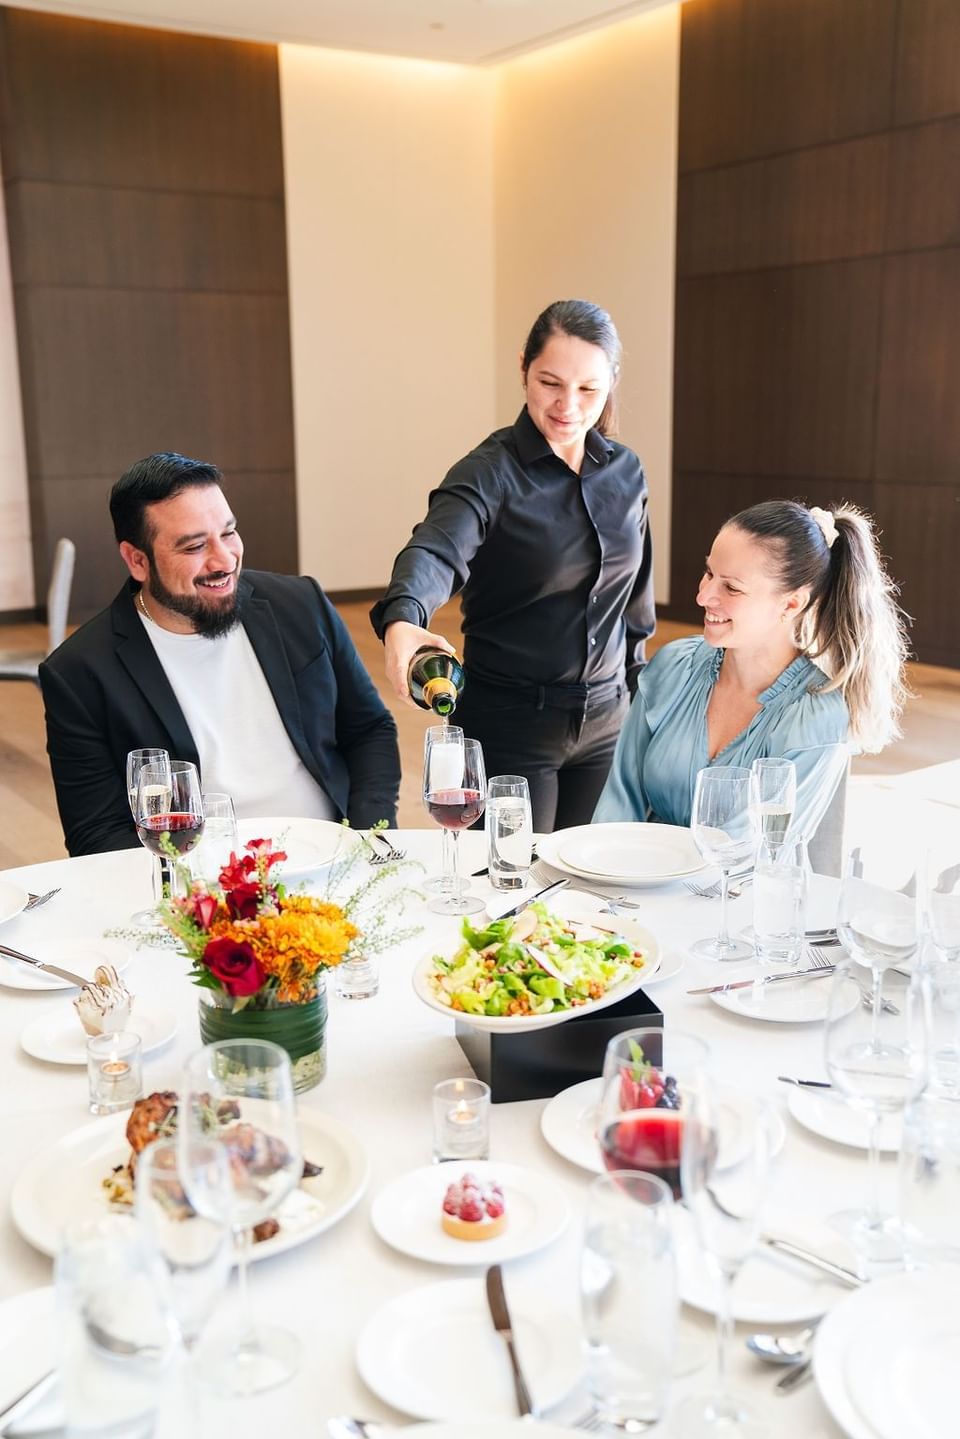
[408,646,465,718]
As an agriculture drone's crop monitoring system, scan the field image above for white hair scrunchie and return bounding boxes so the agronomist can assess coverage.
[809,506,838,549]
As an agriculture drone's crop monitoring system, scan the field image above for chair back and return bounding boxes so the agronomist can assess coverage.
[46,537,76,652]
[807,756,849,877]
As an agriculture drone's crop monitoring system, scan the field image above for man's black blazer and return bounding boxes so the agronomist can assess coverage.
[39,571,401,856]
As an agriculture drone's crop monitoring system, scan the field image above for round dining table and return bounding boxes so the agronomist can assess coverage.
[0,827,886,1438]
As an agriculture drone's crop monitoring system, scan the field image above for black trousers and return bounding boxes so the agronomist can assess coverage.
[455,674,629,833]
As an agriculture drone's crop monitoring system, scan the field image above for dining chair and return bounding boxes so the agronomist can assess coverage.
[806,755,849,878]
[0,537,76,685]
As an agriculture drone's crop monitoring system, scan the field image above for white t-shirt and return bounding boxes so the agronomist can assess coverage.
[138,616,335,820]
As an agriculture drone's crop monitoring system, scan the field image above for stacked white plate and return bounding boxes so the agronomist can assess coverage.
[537,823,706,887]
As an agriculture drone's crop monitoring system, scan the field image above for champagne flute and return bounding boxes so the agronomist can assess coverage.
[126,748,171,925]
[825,958,928,1265]
[750,757,796,859]
[178,1039,303,1395]
[837,844,922,1044]
[423,733,486,916]
[136,760,204,901]
[421,725,464,895]
[690,767,759,960]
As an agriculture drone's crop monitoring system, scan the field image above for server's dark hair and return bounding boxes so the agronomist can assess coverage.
[110,452,223,552]
[521,299,622,436]
[726,499,910,752]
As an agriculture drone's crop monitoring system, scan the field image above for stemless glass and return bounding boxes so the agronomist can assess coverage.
[423,734,486,916]
[136,761,205,901]
[486,774,533,891]
[126,748,171,926]
[178,1039,303,1395]
[750,758,796,859]
[837,844,922,1036]
[420,725,465,895]
[825,959,928,1265]
[690,767,759,961]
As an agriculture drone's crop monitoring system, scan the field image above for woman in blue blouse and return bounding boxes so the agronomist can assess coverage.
[594,500,908,842]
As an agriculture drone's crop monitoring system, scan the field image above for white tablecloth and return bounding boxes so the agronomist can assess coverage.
[0,831,870,1437]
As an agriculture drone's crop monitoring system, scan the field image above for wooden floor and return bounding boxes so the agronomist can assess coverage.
[1,602,958,868]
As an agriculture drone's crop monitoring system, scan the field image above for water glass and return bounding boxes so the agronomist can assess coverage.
[899,1094,960,1269]
[432,1078,490,1162]
[752,839,805,967]
[194,792,239,884]
[486,775,533,891]
[55,1215,176,1438]
[581,1172,676,1433]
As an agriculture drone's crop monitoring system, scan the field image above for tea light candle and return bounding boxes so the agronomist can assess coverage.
[87,1032,143,1115]
[432,1078,490,1162]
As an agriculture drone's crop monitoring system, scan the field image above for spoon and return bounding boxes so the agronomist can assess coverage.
[327,1420,393,1439]
[745,1323,818,1366]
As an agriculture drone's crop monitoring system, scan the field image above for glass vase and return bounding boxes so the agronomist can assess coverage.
[198,981,327,1094]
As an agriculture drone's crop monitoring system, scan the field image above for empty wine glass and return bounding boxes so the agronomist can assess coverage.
[825,958,928,1265]
[136,760,204,902]
[423,733,486,916]
[178,1039,303,1395]
[676,1081,779,1439]
[126,748,171,925]
[750,757,796,860]
[837,844,922,1039]
[421,725,464,895]
[690,767,759,960]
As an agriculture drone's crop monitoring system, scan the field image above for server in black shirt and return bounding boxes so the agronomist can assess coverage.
[371,299,655,832]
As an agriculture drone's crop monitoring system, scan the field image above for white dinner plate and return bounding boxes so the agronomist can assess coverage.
[539,1079,785,1177]
[414,909,662,1036]
[709,972,859,1024]
[675,1208,859,1324]
[538,823,706,887]
[370,1160,569,1265]
[0,939,132,992]
[356,1277,580,1420]
[0,1287,62,1435]
[815,1268,960,1439]
[0,878,29,927]
[10,1108,368,1262]
[20,1001,177,1065]
[407,1426,581,1438]
[786,1085,902,1152]
[237,817,359,880]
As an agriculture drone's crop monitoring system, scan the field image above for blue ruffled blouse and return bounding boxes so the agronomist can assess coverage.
[593,637,850,840]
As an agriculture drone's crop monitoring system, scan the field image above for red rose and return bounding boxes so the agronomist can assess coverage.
[188,892,218,930]
[219,853,256,890]
[203,937,265,996]
[225,882,261,921]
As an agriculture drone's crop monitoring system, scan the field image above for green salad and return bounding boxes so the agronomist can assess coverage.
[426,904,647,1018]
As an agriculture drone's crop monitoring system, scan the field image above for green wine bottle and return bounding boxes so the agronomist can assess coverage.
[408,646,465,717]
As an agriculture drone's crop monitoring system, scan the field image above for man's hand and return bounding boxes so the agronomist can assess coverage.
[383,620,456,708]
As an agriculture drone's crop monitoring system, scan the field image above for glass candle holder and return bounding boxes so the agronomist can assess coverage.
[87,1032,143,1115]
[432,1078,491,1163]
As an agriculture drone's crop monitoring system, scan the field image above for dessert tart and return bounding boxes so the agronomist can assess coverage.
[441,1173,507,1241]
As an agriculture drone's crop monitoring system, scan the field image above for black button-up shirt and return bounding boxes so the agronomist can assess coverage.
[370,407,655,691]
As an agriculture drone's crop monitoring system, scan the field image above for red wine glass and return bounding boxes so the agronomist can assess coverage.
[136,759,205,900]
[423,733,486,916]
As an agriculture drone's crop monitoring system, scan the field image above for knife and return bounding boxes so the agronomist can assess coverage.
[485,1265,535,1418]
[778,1076,833,1089]
[776,1359,813,1395]
[492,879,569,921]
[0,942,92,988]
[760,1235,863,1288]
[687,965,836,996]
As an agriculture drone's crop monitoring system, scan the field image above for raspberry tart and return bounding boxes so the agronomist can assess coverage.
[441,1173,507,1241]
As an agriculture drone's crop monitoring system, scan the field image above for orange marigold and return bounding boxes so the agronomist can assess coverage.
[206,898,358,1003]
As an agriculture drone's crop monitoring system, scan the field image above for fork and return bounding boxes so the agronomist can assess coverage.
[529,861,641,912]
[807,948,899,1013]
[367,830,407,863]
[685,871,753,899]
[25,887,60,910]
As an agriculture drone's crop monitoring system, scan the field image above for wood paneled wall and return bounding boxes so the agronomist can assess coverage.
[0,10,297,619]
[670,0,960,668]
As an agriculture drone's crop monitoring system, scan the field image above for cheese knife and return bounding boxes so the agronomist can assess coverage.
[485,1264,535,1418]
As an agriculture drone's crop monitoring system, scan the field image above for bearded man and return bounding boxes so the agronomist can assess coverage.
[39,452,400,855]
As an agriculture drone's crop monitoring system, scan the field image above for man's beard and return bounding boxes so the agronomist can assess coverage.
[145,561,243,639]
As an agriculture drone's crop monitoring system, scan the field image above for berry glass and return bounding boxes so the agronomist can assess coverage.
[423,733,486,916]
[126,747,171,925]
[690,767,759,961]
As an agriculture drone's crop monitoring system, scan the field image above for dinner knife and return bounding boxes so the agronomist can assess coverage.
[776,1359,813,1395]
[761,1235,863,1289]
[0,942,91,988]
[485,1265,535,1418]
[687,965,836,996]
[493,879,569,921]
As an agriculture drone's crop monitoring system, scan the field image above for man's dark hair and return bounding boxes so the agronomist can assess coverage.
[110,452,223,552]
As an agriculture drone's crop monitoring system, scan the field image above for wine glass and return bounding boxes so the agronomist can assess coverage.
[925,850,960,1097]
[126,748,171,925]
[195,792,239,885]
[423,733,486,916]
[690,767,759,960]
[178,1039,303,1395]
[675,1081,779,1438]
[421,725,465,895]
[837,844,922,1040]
[136,760,204,902]
[825,958,928,1265]
[750,758,796,860]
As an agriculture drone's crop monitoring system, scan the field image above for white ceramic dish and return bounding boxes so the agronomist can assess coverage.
[0,939,132,992]
[407,1427,580,1438]
[675,1208,859,1323]
[237,817,359,880]
[538,823,705,887]
[20,1002,177,1065]
[0,878,29,927]
[356,1277,580,1421]
[0,1287,61,1435]
[786,1085,902,1152]
[11,1109,368,1262]
[709,972,859,1024]
[370,1159,569,1266]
